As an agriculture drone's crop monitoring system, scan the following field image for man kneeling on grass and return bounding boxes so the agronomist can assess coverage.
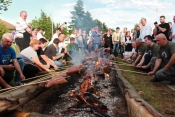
[132,38,147,66]
[18,39,51,78]
[148,34,175,85]
[136,35,159,72]
[0,33,25,88]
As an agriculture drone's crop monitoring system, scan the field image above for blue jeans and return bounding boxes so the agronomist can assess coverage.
[53,53,63,67]
[93,43,100,49]
[112,42,119,56]
[120,45,124,58]
[14,58,25,82]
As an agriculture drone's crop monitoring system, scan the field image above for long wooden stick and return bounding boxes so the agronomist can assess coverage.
[112,68,148,75]
[1,76,70,94]
[22,70,67,82]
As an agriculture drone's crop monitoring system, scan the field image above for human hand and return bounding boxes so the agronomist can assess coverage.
[46,69,51,73]
[141,66,148,69]
[54,66,59,70]
[148,71,155,76]
[164,65,170,71]
[155,24,159,27]
[136,64,142,68]
[0,67,5,77]
[20,74,25,80]
[61,53,65,57]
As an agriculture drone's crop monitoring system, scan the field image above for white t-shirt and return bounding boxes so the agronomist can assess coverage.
[37,32,45,40]
[15,17,28,38]
[139,24,152,42]
[132,48,135,53]
[171,23,175,42]
[48,33,59,45]
[58,42,65,53]
[19,46,38,63]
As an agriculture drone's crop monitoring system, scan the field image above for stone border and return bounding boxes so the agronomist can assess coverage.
[115,65,164,117]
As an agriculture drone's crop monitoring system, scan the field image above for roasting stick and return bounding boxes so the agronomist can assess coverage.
[112,68,148,75]
[0,76,70,94]
[0,70,68,93]
[22,70,67,82]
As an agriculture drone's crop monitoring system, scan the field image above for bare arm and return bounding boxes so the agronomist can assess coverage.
[13,59,25,80]
[40,55,58,69]
[151,59,162,73]
[52,53,64,61]
[32,58,50,72]
[165,53,175,69]
[134,55,142,65]
[158,26,167,32]
[137,53,147,66]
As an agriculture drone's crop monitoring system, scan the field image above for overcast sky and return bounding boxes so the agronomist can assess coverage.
[0,0,174,31]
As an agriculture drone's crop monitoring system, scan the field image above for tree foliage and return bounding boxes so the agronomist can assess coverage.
[0,0,12,13]
[30,10,54,39]
[0,22,9,40]
[70,0,108,33]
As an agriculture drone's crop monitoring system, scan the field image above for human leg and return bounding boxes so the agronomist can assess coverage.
[23,64,39,78]
[2,69,14,84]
[14,58,25,82]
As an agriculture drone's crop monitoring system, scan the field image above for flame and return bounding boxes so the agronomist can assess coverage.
[104,73,109,77]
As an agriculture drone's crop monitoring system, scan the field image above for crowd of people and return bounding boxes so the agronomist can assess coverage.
[0,10,175,89]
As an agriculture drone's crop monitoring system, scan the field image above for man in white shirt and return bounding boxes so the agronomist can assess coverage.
[37,27,45,40]
[15,11,32,51]
[48,28,62,45]
[139,18,152,42]
[170,16,175,42]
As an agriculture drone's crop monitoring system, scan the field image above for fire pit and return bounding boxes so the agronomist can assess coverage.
[11,62,127,117]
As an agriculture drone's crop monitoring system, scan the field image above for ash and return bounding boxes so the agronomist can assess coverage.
[50,70,127,117]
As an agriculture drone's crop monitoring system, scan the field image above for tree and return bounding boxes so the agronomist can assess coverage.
[0,0,12,13]
[70,0,85,30]
[30,10,54,39]
[0,22,9,40]
[133,23,138,30]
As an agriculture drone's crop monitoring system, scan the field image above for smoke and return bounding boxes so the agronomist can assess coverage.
[71,54,84,65]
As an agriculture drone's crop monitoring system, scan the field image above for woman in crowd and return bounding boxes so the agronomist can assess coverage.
[82,29,88,49]
[76,29,84,53]
[103,29,113,54]
[32,28,37,39]
[122,31,132,59]
[70,29,77,44]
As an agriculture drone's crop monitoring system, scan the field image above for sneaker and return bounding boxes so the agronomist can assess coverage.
[13,81,24,86]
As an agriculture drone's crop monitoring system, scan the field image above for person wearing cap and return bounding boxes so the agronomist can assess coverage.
[66,37,78,59]
[37,27,45,40]
[92,26,101,49]
[15,11,32,51]
[48,28,62,45]
[136,35,159,71]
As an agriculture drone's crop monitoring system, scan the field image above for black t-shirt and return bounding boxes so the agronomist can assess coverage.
[37,47,46,64]
[103,34,112,48]
[45,44,57,60]
[157,23,170,40]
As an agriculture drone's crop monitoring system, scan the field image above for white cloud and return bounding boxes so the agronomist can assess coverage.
[88,0,175,30]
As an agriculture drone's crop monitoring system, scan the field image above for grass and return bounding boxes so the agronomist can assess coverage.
[116,58,175,117]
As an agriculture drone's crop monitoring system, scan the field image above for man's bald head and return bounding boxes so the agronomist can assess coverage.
[156,34,168,47]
